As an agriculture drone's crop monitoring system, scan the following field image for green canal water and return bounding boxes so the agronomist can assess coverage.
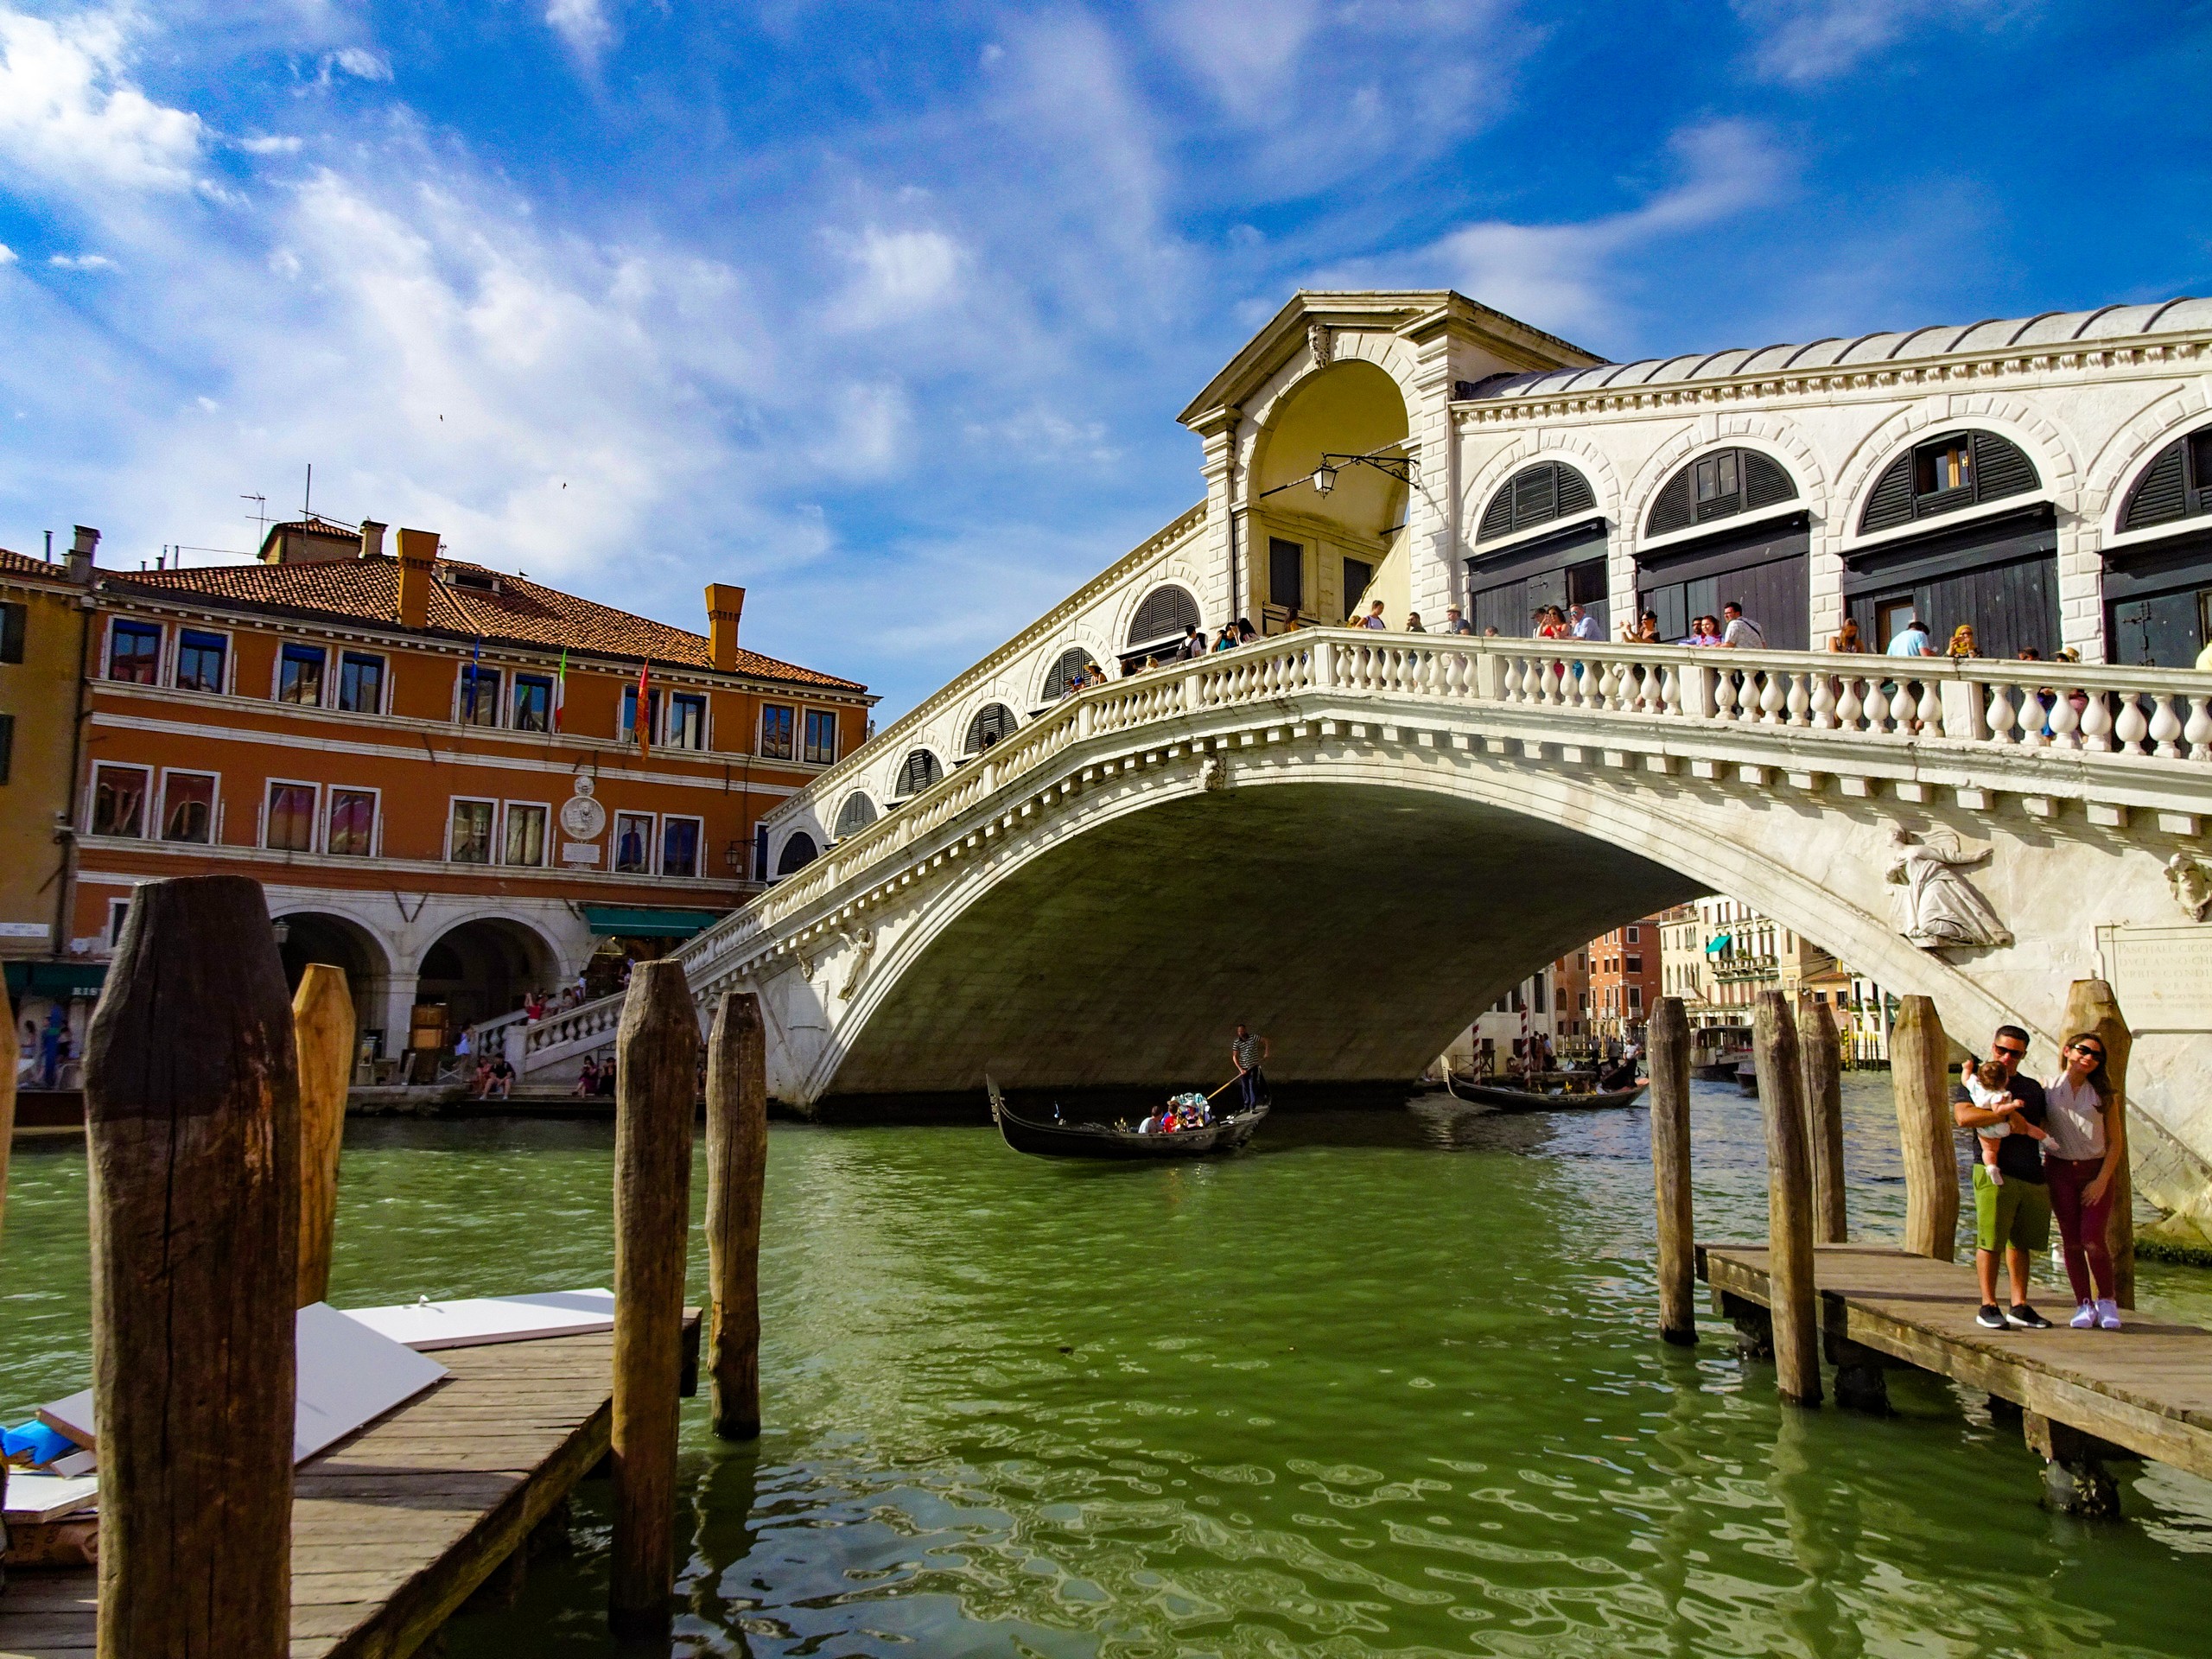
[7,1077,2212,1656]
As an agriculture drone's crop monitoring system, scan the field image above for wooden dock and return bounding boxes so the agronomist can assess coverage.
[0,1320,696,1658]
[1699,1242,2212,1503]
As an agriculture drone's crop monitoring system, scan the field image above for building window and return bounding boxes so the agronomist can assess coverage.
[1626,955,1643,973]
[759,702,794,760]
[1859,429,2039,533]
[613,811,653,874]
[1341,556,1376,617]
[0,600,23,664]
[836,792,878,837]
[1477,461,1598,543]
[108,620,162,683]
[276,643,327,705]
[965,703,1014,755]
[338,652,385,715]
[504,803,548,867]
[513,675,553,734]
[1042,648,1099,702]
[803,708,837,765]
[266,782,317,852]
[1268,538,1303,612]
[459,664,500,727]
[777,831,818,877]
[328,788,376,856]
[449,798,495,863]
[161,772,217,842]
[92,764,150,836]
[661,816,702,878]
[668,692,707,752]
[2119,427,2212,532]
[175,629,227,693]
[1625,926,1639,944]
[620,686,661,746]
[897,749,940,796]
[1628,985,1643,1011]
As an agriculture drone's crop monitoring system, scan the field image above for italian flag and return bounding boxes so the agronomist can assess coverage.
[552,647,566,732]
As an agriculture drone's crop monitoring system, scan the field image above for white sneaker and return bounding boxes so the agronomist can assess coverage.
[2069,1301,2097,1328]
[2095,1299,2122,1331]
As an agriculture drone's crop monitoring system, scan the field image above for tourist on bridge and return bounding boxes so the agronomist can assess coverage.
[1444,606,1472,634]
[1230,1022,1269,1109]
[1885,615,1937,656]
[1568,603,1604,642]
[1827,617,1866,652]
[2044,1033,2126,1330]
[1951,1023,2054,1331]
[1719,601,1765,649]
[1405,611,1425,632]
[1357,601,1388,630]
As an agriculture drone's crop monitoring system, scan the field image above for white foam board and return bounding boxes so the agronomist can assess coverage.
[3,1472,99,1523]
[37,1304,448,1465]
[337,1287,616,1351]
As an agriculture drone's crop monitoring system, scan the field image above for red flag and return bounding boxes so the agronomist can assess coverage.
[634,659,652,757]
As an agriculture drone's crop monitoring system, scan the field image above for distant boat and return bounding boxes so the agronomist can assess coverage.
[1452,1079,1647,1113]
[987,1077,1268,1160]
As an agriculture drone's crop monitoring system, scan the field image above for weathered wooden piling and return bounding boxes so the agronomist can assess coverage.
[1648,996,1696,1345]
[609,959,699,1636]
[1891,995,1958,1262]
[86,875,300,1659]
[293,962,355,1307]
[705,989,768,1439]
[1752,991,1821,1407]
[1799,1000,1847,1244]
[2061,978,2133,1309]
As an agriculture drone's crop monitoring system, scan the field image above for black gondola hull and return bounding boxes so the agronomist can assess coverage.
[989,1084,1268,1160]
[1454,1081,1647,1114]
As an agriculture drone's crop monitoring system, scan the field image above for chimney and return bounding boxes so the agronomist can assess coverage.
[359,519,386,560]
[67,525,99,584]
[396,528,438,630]
[704,582,746,671]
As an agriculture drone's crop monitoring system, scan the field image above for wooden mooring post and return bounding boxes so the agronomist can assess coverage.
[608,960,698,1637]
[86,875,300,1659]
[1752,991,1821,1407]
[1799,1000,1847,1245]
[293,963,355,1308]
[705,990,768,1439]
[1648,997,1696,1345]
[2062,978,2134,1310]
[1891,995,1958,1262]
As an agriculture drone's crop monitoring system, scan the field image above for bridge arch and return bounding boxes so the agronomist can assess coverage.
[416,912,563,1033]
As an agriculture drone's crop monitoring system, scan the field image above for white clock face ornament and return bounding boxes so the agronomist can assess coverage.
[560,793,607,839]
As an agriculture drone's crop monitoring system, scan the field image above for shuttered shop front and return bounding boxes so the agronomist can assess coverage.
[1464,520,1608,637]
[1842,504,2058,659]
[1635,514,1809,648]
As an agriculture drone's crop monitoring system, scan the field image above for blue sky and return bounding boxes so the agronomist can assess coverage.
[1,1,2206,716]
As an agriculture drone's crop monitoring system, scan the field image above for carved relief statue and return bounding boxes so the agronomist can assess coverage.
[1307,320,1332,366]
[1885,827,2012,949]
[836,925,880,1002]
[2167,854,2212,923]
[1201,753,1229,791]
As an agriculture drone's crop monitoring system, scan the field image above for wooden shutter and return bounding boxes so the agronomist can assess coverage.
[899,750,940,795]
[1646,469,1695,537]
[1743,451,1796,509]
[1128,585,1200,645]
[1044,647,1094,700]
[1859,452,1918,533]
[2121,439,2188,531]
[1511,466,1558,527]
[1268,538,1304,609]
[1482,462,1595,543]
[1970,431,2038,504]
[835,793,877,836]
[965,702,1014,753]
[1556,467,1595,516]
[1477,482,1517,542]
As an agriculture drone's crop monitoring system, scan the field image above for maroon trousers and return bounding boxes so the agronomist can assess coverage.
[2045,1154,2115,1304]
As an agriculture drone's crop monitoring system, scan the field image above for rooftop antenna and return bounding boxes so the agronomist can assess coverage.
[303,463,313,521]
[242,493,269,544]
[44,530,53,563]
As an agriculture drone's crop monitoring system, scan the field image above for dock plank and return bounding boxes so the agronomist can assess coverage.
[1698,1242,2212,1478]
[0,1328,620,1659]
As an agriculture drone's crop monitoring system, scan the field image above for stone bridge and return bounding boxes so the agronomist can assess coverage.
[517,626,2212,1227]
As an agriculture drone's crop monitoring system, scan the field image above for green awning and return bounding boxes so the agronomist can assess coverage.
[578,904,726,940]
[5,961,109,997]
[1704,933,1732,955]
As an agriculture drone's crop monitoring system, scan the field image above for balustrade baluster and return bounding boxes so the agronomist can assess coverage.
[2184,696,2212,761]
[1884,680,1915,734]
[2149,694,2183,760]
[2079,691,2114,753]
[1984,681,2016,745]
[2048,690,2081,748]
[1916,681,1942,734]
[1659,664,1682,716]
[1503,657,1524,703]
[1713,670,1739,722]
[1784,671,1810,727]
[1758,671,1786,725]
[1808,672,1837,729]
[2113,693,2149,755]
[1834,675,1863,733]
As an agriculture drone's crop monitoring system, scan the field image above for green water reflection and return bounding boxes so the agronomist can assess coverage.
[5,1078,2211,1656]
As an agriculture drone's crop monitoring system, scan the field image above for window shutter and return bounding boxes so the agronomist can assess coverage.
[1483,463,1595,542]
[1512,466,1558,527]
[836,793,877,836]
[1859,452,1917,533]
[1128,585,1199,645]
[899,750,940,795]
[1645,469,1695,537]
[777,833,818,875]
[1555,467,1595,516]
[1477,483,1516,543]
[1970,431,2038,504]
[1045,647,1095,700]
[965,702,1014,753]
[1743,450,1796,509]
[2120,439,2188,531]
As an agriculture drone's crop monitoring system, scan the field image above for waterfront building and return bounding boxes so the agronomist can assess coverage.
[1656,897,1876,1065]
[1550,944,1590,1045]
[65,517,870,1069]
[1585,917,1662,1045]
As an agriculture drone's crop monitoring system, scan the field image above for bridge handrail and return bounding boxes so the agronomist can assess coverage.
[518,629,2212,1073]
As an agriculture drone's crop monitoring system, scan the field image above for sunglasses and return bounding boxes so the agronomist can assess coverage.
[2070,1045,2104,1059]
[1992,1045,2027,1060]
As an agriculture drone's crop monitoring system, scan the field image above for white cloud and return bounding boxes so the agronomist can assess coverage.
[0,244,16,265]
[240,132,302,154]
[327,43,390,81]
[0,7,204,193]
[832,226,967,327]
[545,0,614,62]
[1734,0,2036,85]
[48,251,118,270]
[1411,121,1794,340]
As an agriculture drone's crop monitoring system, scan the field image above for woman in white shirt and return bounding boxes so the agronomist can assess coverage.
[2044,1033,2125,1329]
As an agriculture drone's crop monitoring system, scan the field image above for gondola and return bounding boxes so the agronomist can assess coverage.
[988,1077,1268,1160]
[1451,1078,1647,1113]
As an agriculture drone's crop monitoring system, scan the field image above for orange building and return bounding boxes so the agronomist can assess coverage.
[70,517,870,1069]
[1586,915,1662,1044]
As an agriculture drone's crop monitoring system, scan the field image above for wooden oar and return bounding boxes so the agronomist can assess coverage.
[1205,1074,1243,1102]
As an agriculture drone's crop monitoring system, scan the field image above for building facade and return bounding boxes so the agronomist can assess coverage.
[58,517,869,1072]
[1656,897,1879,1066]
[1585,917,1662,1045]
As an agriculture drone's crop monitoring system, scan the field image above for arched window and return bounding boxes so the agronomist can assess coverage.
[1643,448,1797,537]
[2119,427,2212,532]
[1041,647,1099,702]
[896,749,941,797]
[834,792,877,837]
[1477,461,1597,543]
[775,832,818,876]
[1859,429,2039,534]
[964,702,1015,754]
[1126,584,1200,648]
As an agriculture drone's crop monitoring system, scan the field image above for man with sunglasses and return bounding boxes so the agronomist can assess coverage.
[1951,1023,2055,1330]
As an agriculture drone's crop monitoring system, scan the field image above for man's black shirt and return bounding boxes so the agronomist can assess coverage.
[1950,1069,2048,1184]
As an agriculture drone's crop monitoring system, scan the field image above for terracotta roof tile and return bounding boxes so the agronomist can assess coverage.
[0,547,76,582]
[98,556,867,693]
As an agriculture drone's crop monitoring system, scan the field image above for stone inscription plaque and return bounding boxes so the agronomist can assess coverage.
[2097,925,2212,1032]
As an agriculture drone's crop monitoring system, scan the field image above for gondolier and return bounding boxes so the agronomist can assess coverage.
[1231,1023,1269,1109]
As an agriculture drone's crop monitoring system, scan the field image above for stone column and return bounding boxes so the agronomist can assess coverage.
[1402,324,1463,626]
[1191,408,1243,628]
